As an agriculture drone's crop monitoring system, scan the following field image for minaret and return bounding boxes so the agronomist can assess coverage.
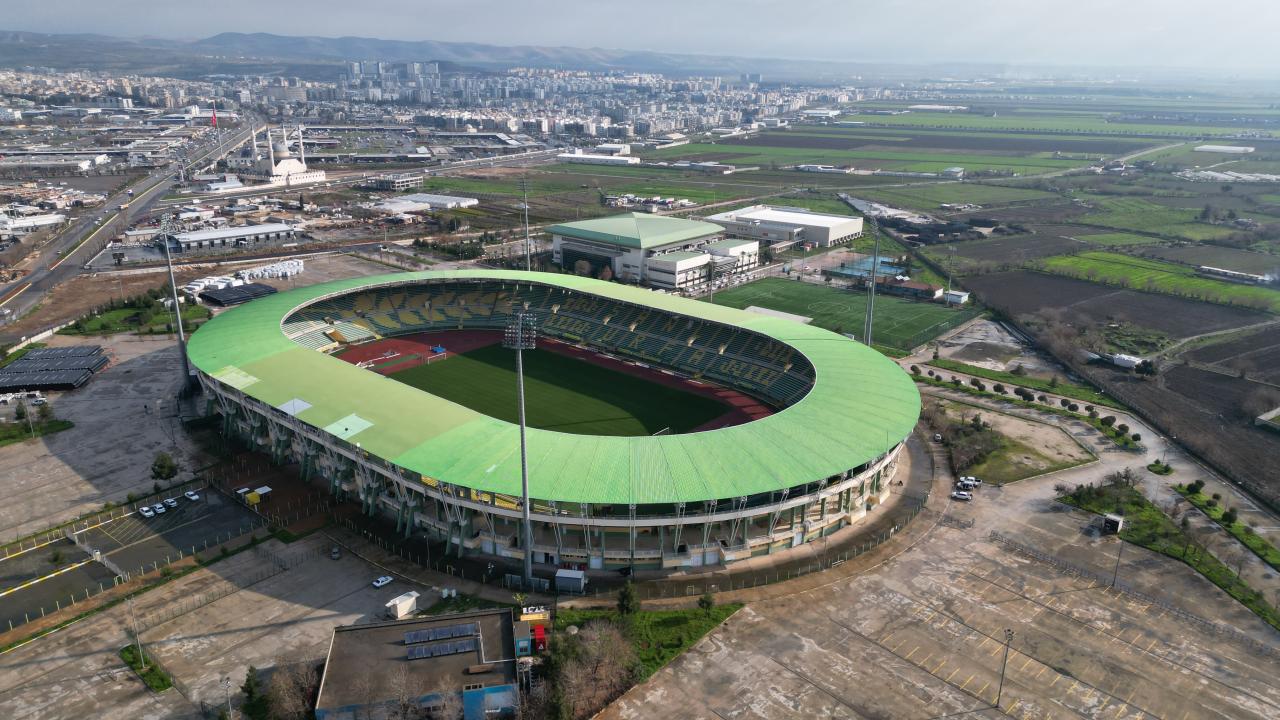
[298,124,306,167]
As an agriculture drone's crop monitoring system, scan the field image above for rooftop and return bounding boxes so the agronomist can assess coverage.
[173,223,293,242]
[316,609,517,714]
[548,213,721,250]
[706,205,860,230]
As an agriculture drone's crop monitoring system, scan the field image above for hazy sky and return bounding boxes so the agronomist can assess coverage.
[9,0,1280,71]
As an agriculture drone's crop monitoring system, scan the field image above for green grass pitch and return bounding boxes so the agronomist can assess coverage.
[709,277,980,354]
[389,344,730,437]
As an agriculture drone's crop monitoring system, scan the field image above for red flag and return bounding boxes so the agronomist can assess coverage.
[211,105,218,128]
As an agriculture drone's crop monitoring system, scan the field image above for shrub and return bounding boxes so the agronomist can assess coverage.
[1212,492,1222,501]
[1132,433,1141,442]
[1222,508,1239,525]
[1060,398,1070,408]
[1117,423,1129,435]
[1101,416,1116,427]
[1068,403,1079,412]
[910,365,920,375]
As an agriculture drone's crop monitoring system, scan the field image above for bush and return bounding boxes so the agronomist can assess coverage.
[1222,508,1239,525]
[617,581,638,616]
[150,452,178,481]
[1101,416,1116,427]
[1132,433,1141,442]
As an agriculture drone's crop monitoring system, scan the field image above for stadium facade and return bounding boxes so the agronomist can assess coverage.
[188,271,919,574]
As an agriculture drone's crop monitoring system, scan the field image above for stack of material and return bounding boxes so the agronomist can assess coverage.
[0,345,106,390]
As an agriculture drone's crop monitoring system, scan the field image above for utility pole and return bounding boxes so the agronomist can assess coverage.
[1110,539,1124,588]
[996,628,1014,707]
[518,177,532,271]
[159,214,191,385]
[862,218,881,347]
[504,310,537,587]
[222,676,235,720]
[128,595,144,672]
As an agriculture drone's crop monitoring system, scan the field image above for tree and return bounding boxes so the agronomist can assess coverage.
[698,591,715,617]
[240,666,270,720]
[1222,508,1239,526]
[1131,433,1141,442]
[36,401,53,424]
[267,660,313,720]
[151,451,178,481]
[13,401,26,421]
[617,581,638,616]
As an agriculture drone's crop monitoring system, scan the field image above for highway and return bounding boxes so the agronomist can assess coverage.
[0,123,255,340]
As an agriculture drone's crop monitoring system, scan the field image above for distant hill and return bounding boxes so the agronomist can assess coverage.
[0,29,878,80]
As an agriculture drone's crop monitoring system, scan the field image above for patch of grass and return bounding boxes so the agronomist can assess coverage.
[926,358,1120,409]
[0,419,73,448]
[1085,232,1166,247]
[965,436,1089,485]
[422,593,515,616]
[1060,483,1280,632]
[391,344,729,436]
[1038,251,1280,312]
[1177,487,1280,571]
[119,644,173,692]
[59,304,211,336]
[1146,461,1174,476]
[0,342,46,368]
[709,277,979,353]
[555,604,741,680]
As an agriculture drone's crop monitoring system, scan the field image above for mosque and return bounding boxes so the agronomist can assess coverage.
[233,125,326,188]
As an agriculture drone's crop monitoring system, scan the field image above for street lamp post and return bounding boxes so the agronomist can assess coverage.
[996,628,1014,707]
[1111,539,1124,588]
[222,676,234,719]
[158,214,190,384]
[504,310,537,587]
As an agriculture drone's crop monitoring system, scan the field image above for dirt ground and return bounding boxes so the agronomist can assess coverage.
[1,268,206,341]
[935,398,1095,482]
[937,318,1064,378]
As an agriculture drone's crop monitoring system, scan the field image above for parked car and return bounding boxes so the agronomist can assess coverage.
[331,546,341,560]
[139,506,155,518]
[371,576,393,588]
[163,498,178,508]
[933,434,942,442]
[956,480,976,491]
[151,503,166,514]
[950,491,973,502]
[184,490,200,501]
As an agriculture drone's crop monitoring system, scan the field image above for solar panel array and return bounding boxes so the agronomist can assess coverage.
[0,345,105,391]
[407,637,477,661]
[200,283,278,307]
[404,622,478,645]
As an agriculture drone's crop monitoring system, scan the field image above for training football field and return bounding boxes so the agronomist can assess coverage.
[710,277,979,353]
[389,343,729,437]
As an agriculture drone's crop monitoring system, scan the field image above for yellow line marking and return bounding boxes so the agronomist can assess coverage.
[946,668,960,682]
[923,609,936,622]
[1068,680,1078,693]
[1019,658,1032,672]
[933,659,946,674]
[904,646,918,660]
[1098,696,1110,712]
[961,674,974,690]
[918,652,932,666]
[882,632,894,645]
[893,639,907,652]
[990,643,1003,656]
[1007,700,1021,715]
[1035,666,1046,680]
[977,681,990,698]
[1049,674,1061,688]
[1126,688,1136,703]
[1147,638,1158,652]
[978,637,992,650]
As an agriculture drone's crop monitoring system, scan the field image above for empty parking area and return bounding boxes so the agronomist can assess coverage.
[602,529,1280,720]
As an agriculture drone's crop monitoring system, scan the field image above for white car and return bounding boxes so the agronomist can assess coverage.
[371,576,393,588]
[163,498,178,509]
[184,490,200,501]
[138,506,155,518]
[152,503,166,514]
[950,491,973,502]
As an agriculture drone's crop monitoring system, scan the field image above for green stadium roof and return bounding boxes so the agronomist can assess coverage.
[187,270,920,506]
[546,213,721,250]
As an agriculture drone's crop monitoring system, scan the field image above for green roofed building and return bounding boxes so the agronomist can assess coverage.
[188,270,918,574]
[549,213,748,290]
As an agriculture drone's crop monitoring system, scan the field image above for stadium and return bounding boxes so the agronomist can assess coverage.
[187,270,920,574]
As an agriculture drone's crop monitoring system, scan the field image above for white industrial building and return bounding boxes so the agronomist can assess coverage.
[704,205,864,249]
[163,223,297,252]
[557,151,640,166]
[548,213,757,291]
[369,193,479,214]
[1194,145,1255,154]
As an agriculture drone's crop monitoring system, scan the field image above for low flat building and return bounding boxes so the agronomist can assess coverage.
[704,205,864,249]
[549,213,723,285]
[163,223,296,252]
[370,193,479,214]
[370,173,424,191]
[314,609,520,720]
[869,275,943,301]
[557,152,640,166]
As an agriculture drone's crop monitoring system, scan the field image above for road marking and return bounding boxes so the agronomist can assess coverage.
[1035,666,1046,680]
[1019,658,1032,672]
[893,639,907,652]
[933,659,946,674]
[918,651,932,666]
[1006,700,1021,715]
[923,609,936,622]
[990,643,1003,656]
[882,632,894,645]
[1098,696,1110,712]
[1049,675,1061,688]
[977,681,990,698]
[1146,638,1158,652]
[0,282,32,308]
[904,646,918,660]
[946,668,960,682]
[961,674,975,690]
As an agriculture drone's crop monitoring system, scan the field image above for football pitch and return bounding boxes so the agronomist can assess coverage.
[389,343,729,436]
[710,277,980,353]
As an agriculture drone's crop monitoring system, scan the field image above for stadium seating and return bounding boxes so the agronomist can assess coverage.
[283,280,818,408]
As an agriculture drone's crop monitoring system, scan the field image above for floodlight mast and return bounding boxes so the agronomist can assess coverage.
[504,309,537,586]
[862,217,881,347]
[159,214,191,383]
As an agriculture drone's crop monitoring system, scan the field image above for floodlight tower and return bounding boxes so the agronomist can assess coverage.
[862,217,881,347]
[518,177,532,271]
[159,214,191,383]
[504,309,538,586]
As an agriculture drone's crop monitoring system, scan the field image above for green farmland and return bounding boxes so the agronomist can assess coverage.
[857,183,1059,210]
[1038,252,1280,312]
[708,277,979,354]
[842,109,1277,138]
[1082,232,1166,247]
[646,142,1085,175]
[1076,196,1234,240]
[390,343,729,436]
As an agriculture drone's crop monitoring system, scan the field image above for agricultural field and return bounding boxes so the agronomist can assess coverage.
[842,108,1279,137]
[1081,232,1166,247]
[1143,245,1280,275]
[856,182,1060,210]
[1038,251,1280,312]
[1184,326,1280,384]
[925,232,1090,273]
[962,271,1269,343]
[1074,196,1234,240]
[707,277,979,354]
[389,343,729,436]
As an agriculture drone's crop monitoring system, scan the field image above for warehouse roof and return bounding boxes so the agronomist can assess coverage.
[187,270,919,506]
[547,213,720,250]
[706,205,860,230]
[173,223,293,243]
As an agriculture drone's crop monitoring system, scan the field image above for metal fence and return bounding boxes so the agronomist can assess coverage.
[988,531,1280,660]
